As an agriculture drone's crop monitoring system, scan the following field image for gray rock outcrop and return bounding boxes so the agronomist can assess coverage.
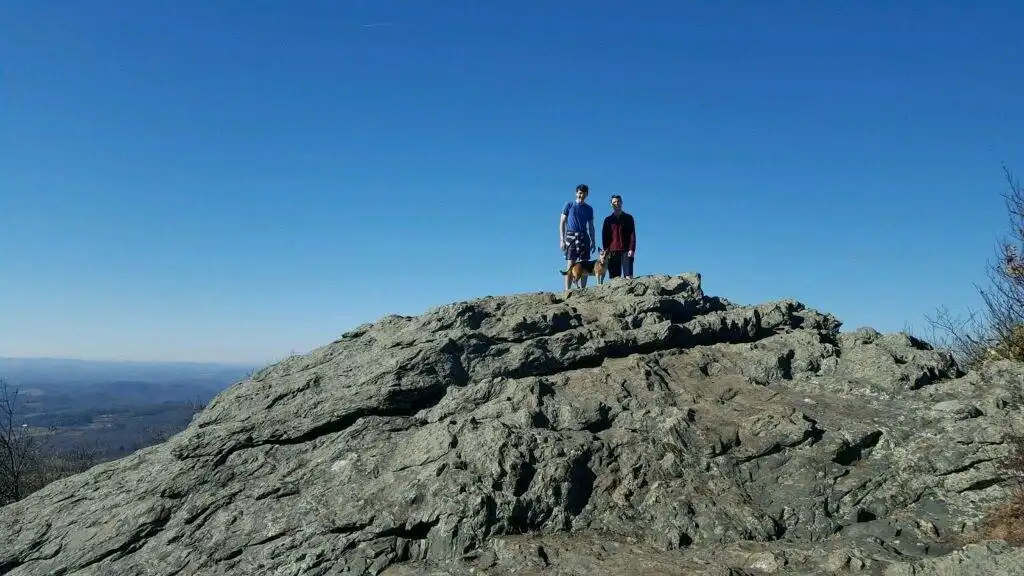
[3,273,1024,575]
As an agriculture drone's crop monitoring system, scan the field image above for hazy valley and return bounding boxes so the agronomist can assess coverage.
[0,357,257,460]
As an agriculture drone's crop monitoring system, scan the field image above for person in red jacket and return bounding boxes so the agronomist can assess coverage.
[601,194,636,279]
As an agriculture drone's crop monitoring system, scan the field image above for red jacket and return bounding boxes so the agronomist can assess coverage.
[602,211,636,252]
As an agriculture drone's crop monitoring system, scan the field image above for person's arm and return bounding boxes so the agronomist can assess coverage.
[628,214,636,254]
[588,217,596,252]
[559,203,569,248]
[602,217,611,251]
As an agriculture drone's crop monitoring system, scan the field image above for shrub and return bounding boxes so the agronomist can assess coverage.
[987,322,1024,363]
[926,166,1024,371]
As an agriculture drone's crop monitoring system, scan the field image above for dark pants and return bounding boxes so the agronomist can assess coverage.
[607,251,634,278]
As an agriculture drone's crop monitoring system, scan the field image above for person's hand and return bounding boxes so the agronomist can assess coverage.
[560,239,566,251]
[627,250,634,258]
[591,244,596,254]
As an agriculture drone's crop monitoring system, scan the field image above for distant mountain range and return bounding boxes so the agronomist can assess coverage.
[0,357,263,459]
[0,356,259,387]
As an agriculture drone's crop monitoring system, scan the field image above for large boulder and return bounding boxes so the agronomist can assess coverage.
[3,273,1024,575]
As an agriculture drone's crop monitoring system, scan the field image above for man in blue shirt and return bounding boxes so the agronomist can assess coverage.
[559,183,596,291]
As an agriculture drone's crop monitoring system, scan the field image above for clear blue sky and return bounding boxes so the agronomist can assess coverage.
[3,1,1022,364]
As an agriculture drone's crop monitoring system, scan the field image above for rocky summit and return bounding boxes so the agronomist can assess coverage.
[4,273,1024,575]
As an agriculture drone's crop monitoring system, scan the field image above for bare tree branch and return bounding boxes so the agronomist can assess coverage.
[0,377,41,505]
[926,165,1024,370]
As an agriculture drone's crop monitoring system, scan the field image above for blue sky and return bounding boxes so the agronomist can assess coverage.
[3,1,1022,364]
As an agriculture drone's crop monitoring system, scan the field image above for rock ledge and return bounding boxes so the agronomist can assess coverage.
[2,273,1024,575]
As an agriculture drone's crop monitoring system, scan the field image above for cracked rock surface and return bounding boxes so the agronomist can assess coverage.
[3,273,1024,575]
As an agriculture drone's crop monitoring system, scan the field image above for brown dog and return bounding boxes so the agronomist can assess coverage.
[561,250,609,291]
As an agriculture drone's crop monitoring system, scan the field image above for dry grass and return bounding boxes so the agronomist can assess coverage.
[976,435,1024,546]
[979,496,1024,546]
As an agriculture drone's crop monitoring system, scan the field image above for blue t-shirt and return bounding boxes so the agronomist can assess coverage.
[562,201,594,236]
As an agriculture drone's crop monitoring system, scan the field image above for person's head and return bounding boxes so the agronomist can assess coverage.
[575,184,589,203]
[610,194,622,213]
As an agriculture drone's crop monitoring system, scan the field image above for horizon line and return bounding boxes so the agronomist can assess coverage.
[0,355,267,366]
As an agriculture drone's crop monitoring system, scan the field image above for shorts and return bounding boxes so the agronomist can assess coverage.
[564,231,591,263]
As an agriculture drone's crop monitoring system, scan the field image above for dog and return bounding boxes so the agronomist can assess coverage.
[561,249,609,291]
